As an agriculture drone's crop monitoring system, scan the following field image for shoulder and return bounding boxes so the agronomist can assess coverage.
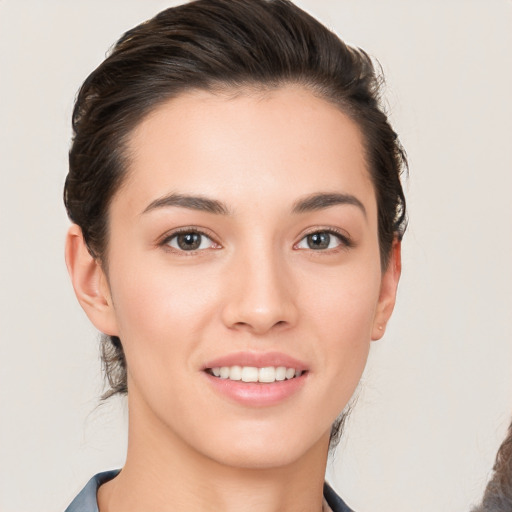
[324,482,355,512]
[64,470,120,512]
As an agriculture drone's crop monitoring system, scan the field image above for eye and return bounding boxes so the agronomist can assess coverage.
[165,231,217,251]
[295,230,350,251]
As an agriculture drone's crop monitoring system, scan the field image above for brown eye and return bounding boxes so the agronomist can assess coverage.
[307,232,331,250]
[177,233,201,250]
[167,231,215,251]
[296,230,350,251]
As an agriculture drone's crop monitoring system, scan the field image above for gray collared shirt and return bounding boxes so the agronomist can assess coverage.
[65,470,354,512]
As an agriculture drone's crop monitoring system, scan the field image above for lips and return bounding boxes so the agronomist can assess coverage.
[203,351,307,372]
[202,352,308,406]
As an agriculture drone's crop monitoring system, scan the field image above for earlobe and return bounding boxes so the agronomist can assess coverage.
[65,224,119,336]
[371,239,402,341]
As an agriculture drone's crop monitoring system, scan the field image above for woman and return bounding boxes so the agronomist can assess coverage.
[63,0,406,510]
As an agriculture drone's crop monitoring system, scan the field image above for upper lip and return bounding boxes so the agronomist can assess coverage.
[203,351,308,371]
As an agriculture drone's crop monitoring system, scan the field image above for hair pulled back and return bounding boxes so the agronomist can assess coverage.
[64,0,408,429]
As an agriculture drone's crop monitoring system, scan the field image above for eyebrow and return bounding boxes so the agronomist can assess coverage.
[142,191,366,217]
[292,192,367,217]
[142,193,230,215]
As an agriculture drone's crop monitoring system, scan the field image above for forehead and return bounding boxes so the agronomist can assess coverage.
[116,85,375,217]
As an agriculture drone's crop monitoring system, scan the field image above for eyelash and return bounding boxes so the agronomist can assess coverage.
[160,228,220,254]
[294,228,354,252]
[159,227,353,254]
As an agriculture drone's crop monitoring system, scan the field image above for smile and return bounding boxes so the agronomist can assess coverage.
[207,366,303,383]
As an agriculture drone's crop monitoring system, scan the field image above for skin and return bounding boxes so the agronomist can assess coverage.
[66,85,401,512]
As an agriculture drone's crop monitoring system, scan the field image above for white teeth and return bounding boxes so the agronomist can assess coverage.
[258,367,276,383]
[241,366,259,382]
[275,366,286,381]
[229,365,242,381]
[209,366,303,383]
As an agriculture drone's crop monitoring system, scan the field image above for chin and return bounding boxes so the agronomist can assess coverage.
[193,424,331,470]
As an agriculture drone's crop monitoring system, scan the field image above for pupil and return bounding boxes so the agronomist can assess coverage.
[308,232,329,250]
[178,233,201,250]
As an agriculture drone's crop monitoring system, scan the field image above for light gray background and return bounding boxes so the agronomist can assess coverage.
[1,1,511,511]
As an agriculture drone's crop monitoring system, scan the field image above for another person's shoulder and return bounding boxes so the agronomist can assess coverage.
[64,470,120,512]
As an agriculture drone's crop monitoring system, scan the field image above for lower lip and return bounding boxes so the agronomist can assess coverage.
[204,372,307,407]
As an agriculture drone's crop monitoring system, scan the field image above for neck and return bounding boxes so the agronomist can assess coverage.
[98,393,330,512]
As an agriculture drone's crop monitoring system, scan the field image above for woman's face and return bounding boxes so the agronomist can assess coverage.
[76,86,400,469]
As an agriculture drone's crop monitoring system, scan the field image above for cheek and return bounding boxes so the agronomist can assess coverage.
[301,260,382,339]
[299,259,381,394]
[106,260,219,376]
[110,246,218,325]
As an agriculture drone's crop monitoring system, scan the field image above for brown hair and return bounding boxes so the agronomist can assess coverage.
[64,0,408,440]
[472,419,512,512]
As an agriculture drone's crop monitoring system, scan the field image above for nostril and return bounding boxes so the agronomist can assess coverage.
[232,321,250,328]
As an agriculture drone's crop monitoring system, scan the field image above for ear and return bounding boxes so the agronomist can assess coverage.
[371,239,402,341]
[65,224,119,336]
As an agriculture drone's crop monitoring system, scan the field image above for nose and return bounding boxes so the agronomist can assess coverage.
[221,245,298,335]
